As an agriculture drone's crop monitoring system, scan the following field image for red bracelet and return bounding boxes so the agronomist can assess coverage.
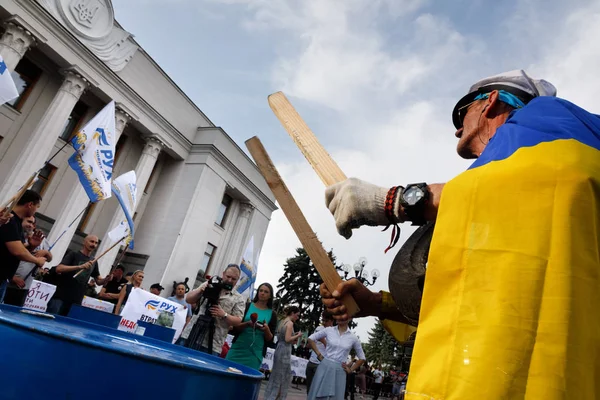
[384,186,402,223]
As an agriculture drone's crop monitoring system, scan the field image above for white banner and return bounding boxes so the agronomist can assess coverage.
[82,296,115,313]
[118,288,187,343]
[23,280,56,312]
[259,347,307,378]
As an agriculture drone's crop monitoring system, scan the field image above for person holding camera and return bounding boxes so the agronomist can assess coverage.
[184,264,245,355]
[226,282,277,370]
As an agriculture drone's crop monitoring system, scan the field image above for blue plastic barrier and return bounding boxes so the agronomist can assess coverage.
[0,304,262,399]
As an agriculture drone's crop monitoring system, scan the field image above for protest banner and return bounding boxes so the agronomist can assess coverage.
[82,296,115,313]
[23,280,56,312]
[117,288,187,343]
[259,347,307,378]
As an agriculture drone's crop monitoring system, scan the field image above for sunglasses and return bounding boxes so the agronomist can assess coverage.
[456,100,479,129]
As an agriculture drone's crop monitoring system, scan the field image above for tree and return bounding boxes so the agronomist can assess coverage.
[276,248,325,336]
[363,320,401,367]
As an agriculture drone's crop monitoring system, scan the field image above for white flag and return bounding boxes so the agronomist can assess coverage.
[0,55,19,106]
[112,170,137,249]
[108,220,129,244]
[68,101,117,202]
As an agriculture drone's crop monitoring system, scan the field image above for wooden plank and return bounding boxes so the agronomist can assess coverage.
[245,136,359,316]
[268,92,346,186]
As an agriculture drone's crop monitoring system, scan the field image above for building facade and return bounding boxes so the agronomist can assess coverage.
[0,0,277,295]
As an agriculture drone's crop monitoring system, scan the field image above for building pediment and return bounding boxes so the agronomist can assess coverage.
[37,0,138,71]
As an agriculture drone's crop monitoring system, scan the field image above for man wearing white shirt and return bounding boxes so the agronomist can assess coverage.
[307,318,366,399]
[306,312,334,393]
[372,366,384,400]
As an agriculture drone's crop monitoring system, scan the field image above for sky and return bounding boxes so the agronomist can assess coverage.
[113,0,600,341]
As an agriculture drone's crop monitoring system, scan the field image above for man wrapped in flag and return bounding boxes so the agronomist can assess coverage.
[236,237,257,298]
[0,55,19,106]
[321,70,600,399]
[110,170,137,250]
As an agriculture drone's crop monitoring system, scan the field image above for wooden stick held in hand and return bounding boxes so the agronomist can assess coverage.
[73,236,127,278]
[245,136,359,316]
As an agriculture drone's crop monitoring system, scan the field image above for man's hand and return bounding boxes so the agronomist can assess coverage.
[34,257,47,268]
[12,276,25,288]
[80,261,93,271]
[325,178,398,239]
[28,230,44,248]
[320,278,381,320]
[0,209,12,226]
[34,249,50,259]
[105,273,114,282]
[209,305,226,319]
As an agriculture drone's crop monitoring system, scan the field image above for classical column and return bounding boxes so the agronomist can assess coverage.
[97,136,165,275]
[221,202,254,272]
[0,69,90,202]
[45,107,132,266]
[0,21,36,71]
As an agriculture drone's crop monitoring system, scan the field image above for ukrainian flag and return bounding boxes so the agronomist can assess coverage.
[406,97,600,399]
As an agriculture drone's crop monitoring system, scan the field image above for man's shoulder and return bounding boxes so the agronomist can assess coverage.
[315,325,325,333]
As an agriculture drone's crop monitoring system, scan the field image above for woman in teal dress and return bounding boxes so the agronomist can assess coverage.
[226,283,277,370]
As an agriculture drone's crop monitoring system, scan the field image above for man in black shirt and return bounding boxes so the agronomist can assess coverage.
[98,264,127,304]
[0,190,47,303]
[47,235,112,316]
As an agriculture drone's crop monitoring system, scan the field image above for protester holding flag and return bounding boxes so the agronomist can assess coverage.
[226,282,277,370]
[0,190,47,303]
[47,235,113,316]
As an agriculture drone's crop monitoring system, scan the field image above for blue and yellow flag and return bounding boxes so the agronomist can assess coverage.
[406,97,600,399]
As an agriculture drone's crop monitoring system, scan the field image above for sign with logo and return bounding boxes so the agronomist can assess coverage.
[23,280,56,312]
[259,347,307,378]
[81,296,115,313]
[118,288,187,343]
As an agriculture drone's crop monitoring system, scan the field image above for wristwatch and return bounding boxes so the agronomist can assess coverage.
[221,312,228,320]
[399,183,429,226]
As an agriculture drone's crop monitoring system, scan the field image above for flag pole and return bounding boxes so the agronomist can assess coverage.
[73,235,127,278]
[48,206,90,251]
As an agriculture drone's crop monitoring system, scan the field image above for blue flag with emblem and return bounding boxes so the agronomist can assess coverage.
[0,55,19,106]
[109,170,137,249]
[68,100,116,203]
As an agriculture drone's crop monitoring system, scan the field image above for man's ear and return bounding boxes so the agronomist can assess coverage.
[483,90,501,118]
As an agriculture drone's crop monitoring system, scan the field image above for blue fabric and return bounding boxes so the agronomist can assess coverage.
[474,90,526,110]
[307,358,347,400]
[470,97,600,170]
[0,279,8,303]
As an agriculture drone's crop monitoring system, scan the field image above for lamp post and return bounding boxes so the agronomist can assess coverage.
[353,257,379,287]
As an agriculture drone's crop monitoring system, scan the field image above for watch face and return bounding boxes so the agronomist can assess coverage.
[403,187,424,206]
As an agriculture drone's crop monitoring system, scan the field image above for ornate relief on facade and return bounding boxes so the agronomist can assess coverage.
[37,0,138,71]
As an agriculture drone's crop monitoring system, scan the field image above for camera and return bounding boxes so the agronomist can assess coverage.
[202,276,233,307]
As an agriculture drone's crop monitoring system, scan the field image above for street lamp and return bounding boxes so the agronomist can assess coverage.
[351,257,379,287]
[335,263,352,279]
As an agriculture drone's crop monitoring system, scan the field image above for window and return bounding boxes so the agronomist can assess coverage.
[215,194,232,227]
[6,57,42,111]
[59,101,88,141]
[76,201,96,232]
[31,163,56,196]
[195,243,216,288]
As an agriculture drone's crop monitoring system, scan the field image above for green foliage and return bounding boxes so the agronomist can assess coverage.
[276,247,357,336]
[363,320,402,367]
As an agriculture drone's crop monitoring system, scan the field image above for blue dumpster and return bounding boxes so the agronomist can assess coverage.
[0,304,263,399]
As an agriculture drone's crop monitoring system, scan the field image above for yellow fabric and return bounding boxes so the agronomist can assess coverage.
[406,140,600,400]
[381,291,417,342]
[383,319,416,343]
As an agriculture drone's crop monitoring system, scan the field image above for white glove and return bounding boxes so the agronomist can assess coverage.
[325,178,401,239]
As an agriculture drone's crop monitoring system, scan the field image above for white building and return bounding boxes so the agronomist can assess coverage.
[0,0,277,294]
